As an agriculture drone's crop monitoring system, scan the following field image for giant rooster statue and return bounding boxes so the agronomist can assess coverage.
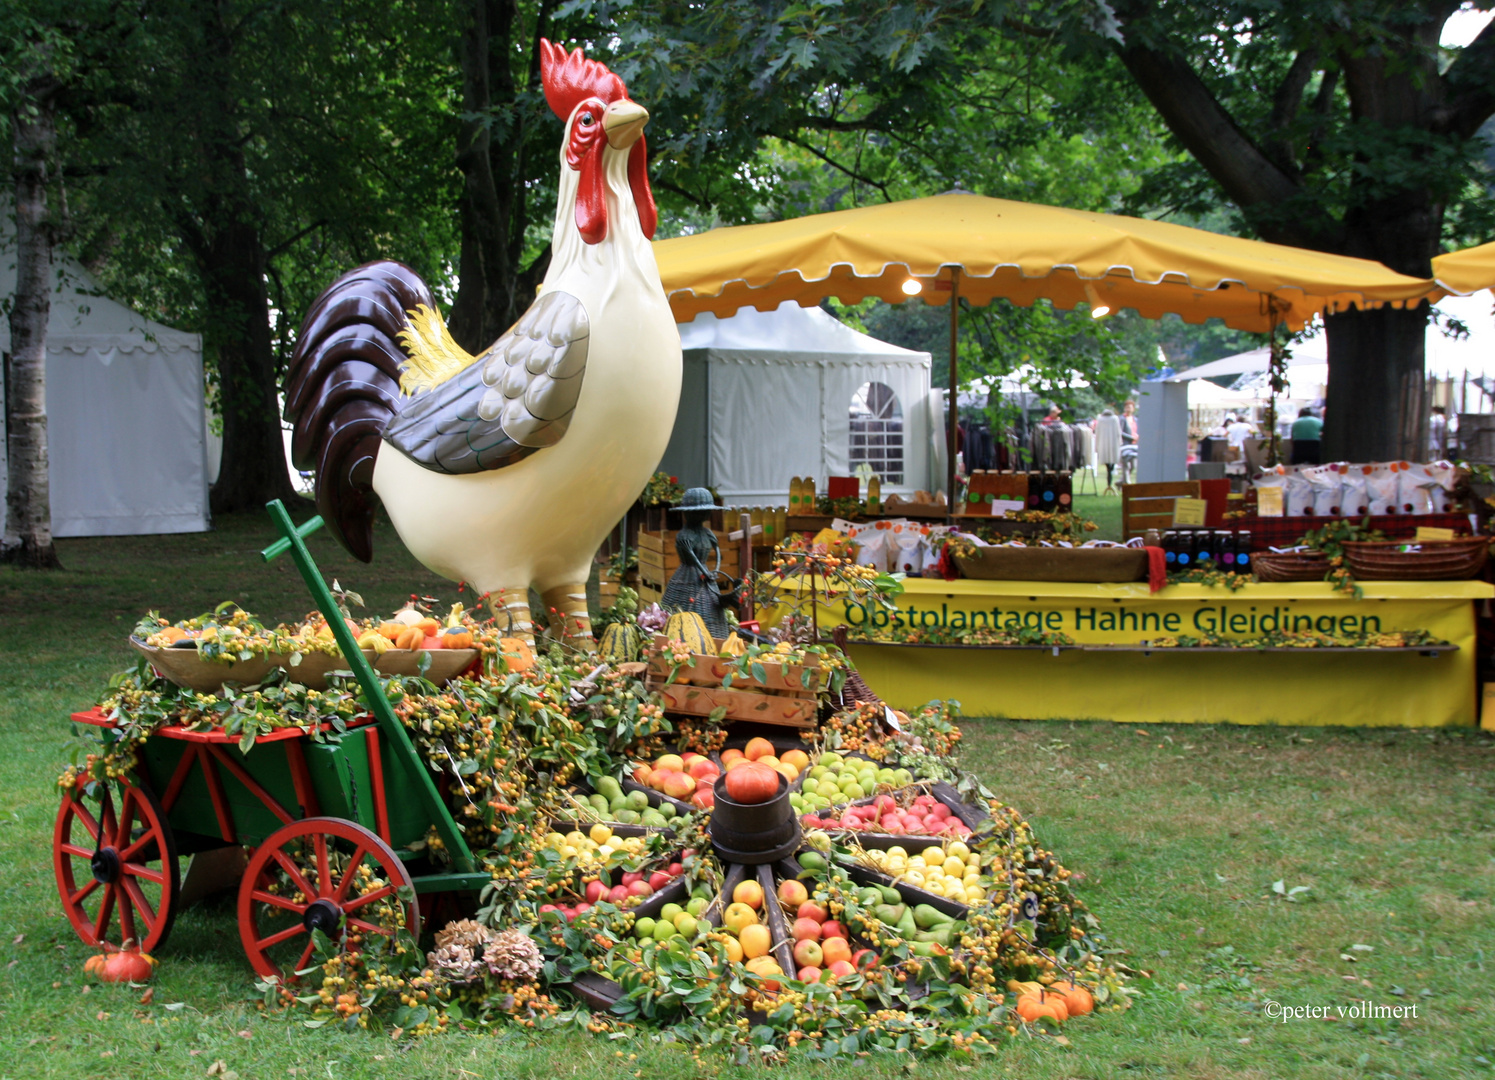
[284,42,681,646]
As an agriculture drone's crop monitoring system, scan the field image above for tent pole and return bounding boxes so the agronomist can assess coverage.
[947,267,961,520]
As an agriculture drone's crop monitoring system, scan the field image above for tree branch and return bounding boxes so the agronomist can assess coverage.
[1112,38,1331,247]
[264,218,327,261]
[652,177,712,210]
[780,136,891,201]
[1265,49,1317,172]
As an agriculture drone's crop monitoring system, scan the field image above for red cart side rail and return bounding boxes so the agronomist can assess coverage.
[71,707,376,743]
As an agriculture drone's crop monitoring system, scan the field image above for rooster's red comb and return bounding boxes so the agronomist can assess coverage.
[540,40,627,122]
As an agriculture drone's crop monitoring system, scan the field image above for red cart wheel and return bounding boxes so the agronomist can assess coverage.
[54,776,180,953]
[238,817,419,980]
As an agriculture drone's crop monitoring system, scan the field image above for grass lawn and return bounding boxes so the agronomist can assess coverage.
[1,507,1492,1079]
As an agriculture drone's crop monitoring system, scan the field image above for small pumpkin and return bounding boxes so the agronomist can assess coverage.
[497,637,535,673]
[723,761,780,804]
[158,626,187,645]
[97,947,156,984]
[1051,980,1094,1017]
[663,611,712,654]
[378,621,405,641]
[415,617,441,637]
[1014,990,1068,1023]
[441,627,474,649]
[718,631,747,657]
[394,625,425,651]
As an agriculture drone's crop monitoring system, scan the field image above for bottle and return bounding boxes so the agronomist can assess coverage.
[1175,530,1193,570]
[774,506,787,549]
[1027,471,1042,509]
[803,477,816,515]
[867,474,882,515]
[1057,471,1073,510]
[1220,530,1236,567]
[1144,528,1162,547]
[1196,529,1212,567]
[1235,530,1252,571]
[1163,531,1178,569]
[789,477,802,515]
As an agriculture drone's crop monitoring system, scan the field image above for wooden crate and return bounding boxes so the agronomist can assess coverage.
[647,680,818,728]
[645,635,822,694]
[1121,480,1201,539]
[638,529,740,589]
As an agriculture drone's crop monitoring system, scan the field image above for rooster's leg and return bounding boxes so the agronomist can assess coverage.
[487,587,536,644]
[539,582,595,650]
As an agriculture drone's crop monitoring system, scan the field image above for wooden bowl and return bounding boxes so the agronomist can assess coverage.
[280,649,377,690]
[129,637,285,694]
[373,648,480,683]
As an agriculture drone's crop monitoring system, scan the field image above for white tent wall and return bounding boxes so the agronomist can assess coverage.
[2,235,209,537]
[660,304,933,504]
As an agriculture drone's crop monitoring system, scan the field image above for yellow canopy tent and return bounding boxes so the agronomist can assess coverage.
[654,192,1434,332]
[652,192,1437,502]
[1432,240,1495,296]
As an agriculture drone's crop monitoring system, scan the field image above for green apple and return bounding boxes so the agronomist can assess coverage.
[659,902,684,923]
[634,917,657,940]
[686,896,709,917]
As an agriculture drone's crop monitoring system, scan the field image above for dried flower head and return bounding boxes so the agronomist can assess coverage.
[428,942,484,985]
[483,928,543,982]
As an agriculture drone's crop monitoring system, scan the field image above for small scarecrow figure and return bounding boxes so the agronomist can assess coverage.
[660,487,736,638]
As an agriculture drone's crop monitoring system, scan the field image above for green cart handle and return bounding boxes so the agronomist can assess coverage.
[261,499,475,872]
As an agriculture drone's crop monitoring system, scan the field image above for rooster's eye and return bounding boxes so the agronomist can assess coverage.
[579,112,595,126]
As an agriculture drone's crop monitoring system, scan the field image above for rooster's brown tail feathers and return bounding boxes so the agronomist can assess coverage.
[284,260,434,562]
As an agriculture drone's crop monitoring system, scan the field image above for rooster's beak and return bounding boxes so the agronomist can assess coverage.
[603,100,649,149]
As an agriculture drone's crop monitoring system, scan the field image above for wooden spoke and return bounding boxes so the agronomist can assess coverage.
[332,848,369,904]
[340,884,396,914]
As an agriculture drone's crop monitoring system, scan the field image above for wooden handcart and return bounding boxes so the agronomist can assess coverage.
[53,500,490,977]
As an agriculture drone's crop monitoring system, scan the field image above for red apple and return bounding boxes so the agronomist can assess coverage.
[561,907,576,921]
[627,880,653,898]
[852,949,878,970]
[648,871,672,892]
[797,966,822,984]
[668,862,684,877]
[819,920,847,940]
[662,772,697,799]
[792,939,824,968]
[607,884,629,904]
[575,902,592,914]
[791,917,822,942]
[691,787,716,810]
[622,871,643,887]
[688,757,719,780]
[584,879,606,904]
[777,879,809,908]
[797,901,828,924]
[825,960,856,982]
[538,903,558,914]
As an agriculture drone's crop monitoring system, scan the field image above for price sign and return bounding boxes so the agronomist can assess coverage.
[1172,498,1208,526]
[1256,487,1284,517]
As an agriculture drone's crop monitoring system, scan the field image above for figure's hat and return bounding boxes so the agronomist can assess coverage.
[675,487,726,511]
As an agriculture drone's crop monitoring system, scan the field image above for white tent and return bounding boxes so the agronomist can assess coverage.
[2,241,209,537]
[658,303,934,503]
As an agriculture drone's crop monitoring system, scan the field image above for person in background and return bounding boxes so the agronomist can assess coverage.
[1429,405,1448,459]
[1118,399,1139,483]
[1224,414,1257,463]
[1041,404,1063,426]
[1290,407,1322,465]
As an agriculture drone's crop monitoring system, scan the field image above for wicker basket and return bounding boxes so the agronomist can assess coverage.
[1343,538,1488,580]
[1251,551,1329,583]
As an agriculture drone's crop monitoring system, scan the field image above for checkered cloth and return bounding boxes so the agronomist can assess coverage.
[1240,512,1473,550]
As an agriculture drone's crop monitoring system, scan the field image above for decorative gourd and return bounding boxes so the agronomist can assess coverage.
[440,627,474,649]
[664,611,712,654]
[394,626,425,651]
[723,761,780,804]
[718,631,747,657]
[598,622,643,663]
[497,637,535,673]
[96,947,157,983]
[1014,990,1068,1023]
[1051,981,1093,1017]
[389,603,425,627]
[378,621,405,641]
[415,617,441,636]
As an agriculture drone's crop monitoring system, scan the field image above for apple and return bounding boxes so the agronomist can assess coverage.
[720,749,745,765]
[820,937,852,967]
[797,966,822,984]
[607,884,630,904]
[797,900,827,924]
[777,879,809,908]
[663,772,697,799]
[655,753,685,773]
[685,896,709,917]
[575,902,592,914]
[632,765,652,786]
[622,870,643,887]
[584,879,607,904]
[852,949,878,970]
[648,871,672,892]
[691,787,716,810]
[538,903,558,914]
[732,879,765,910]
[668,862,685,877]
[791,917,822,942]
[819,920,847,940]
[825,960,856,982]
[723,902,758,935]
[687,757,719,780]
[627,880,653,899]
[562,907,577,922]
[792,939,823,968]
[929,803,951,821]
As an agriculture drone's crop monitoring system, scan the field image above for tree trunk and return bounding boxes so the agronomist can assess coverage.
[1321,303,1431,463]
[4,92,63,569]
[201,218,298,515]
[448,0,549,353]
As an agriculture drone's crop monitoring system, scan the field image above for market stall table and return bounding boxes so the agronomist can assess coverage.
[774,577,1493,727]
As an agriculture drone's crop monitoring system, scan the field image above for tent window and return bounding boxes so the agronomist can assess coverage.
[850,381,903,483]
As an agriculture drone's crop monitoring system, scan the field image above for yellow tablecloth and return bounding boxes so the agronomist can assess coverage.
[769,578,1493,727]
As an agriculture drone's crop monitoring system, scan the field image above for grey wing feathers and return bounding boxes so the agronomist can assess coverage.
[383,290,590,475]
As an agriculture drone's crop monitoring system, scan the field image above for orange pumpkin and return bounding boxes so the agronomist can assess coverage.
[441,627,474,649]
[415,617,441,636]
[1014,990,1068,1023]
[97,947,156,983]
[497,637,535,672]
[394,626,425,651]
[1051,980,1093,1017]
[378,621,405,641]
[158,626,187,645]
